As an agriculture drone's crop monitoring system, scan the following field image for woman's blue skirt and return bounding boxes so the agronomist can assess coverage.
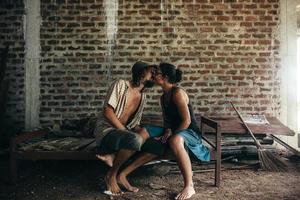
[143,125,210,162]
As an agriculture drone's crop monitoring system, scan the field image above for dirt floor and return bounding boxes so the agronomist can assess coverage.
[0,155,299,200]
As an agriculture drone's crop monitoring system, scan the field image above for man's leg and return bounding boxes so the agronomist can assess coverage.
[96,153,115,167]
[103,128,150,170]
[97,130,142,167]
[118,137,165,192]
[105,149,136,195]
[104,131,144,195]
[118,152,157,192]
[137,127,150,142]
[169,135,195,200]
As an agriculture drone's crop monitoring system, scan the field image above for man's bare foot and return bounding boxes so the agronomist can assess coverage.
[175,186,195,200]
[104,175,123,195]
[96,154,115,167]
[117,173,139,193]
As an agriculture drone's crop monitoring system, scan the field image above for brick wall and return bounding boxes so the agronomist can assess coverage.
[39,0,281,126]
[0,0,25,129]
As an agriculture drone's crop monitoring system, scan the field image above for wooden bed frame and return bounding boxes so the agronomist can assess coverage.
[10,116,221,186]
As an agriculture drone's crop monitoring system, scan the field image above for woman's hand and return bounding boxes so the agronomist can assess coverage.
[161,132,171,143]
[160,128,172,143]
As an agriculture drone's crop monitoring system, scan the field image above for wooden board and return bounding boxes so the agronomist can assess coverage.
[18,137,95,152]
[141,115,295,136]
[207,116,295,136]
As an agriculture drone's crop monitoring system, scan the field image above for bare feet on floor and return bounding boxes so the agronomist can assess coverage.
[175,185,195,200]
[117,173,139,193]
[96,154,115,167]
[104,175,123,196]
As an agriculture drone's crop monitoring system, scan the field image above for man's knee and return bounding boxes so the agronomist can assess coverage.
[169,134,184,149]
[129,133,143,150]
[138,127,149,141]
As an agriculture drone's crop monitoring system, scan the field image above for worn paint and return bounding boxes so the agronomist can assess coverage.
[24,0,40,130]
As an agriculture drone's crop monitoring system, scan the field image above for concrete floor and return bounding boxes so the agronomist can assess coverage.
[0,156,299,200]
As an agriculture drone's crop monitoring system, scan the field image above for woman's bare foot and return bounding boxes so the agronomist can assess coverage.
[105,175,122,195]
[117,173,139,193]
[96,154,115,167]
[175,185,195,200]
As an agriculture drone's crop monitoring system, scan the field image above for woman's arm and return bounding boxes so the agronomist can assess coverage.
[173,88,191,133]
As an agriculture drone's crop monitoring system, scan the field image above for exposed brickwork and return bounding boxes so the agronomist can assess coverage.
[38,0,280,126]
[0,0,25,128]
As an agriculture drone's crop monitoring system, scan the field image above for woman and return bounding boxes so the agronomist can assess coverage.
[154,62,210,200]
[119,62,210,199]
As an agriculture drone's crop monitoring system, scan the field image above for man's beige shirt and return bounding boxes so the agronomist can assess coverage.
[94,79,146,143]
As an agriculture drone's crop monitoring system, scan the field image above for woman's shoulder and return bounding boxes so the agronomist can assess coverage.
[172,87,189,102]
[173,86,187,96]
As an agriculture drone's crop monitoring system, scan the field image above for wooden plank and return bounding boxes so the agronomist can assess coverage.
[71,139,95,151]
[13,129,48,144]
[0,45,9,84]
[19,137,96,152]
[52,137,82,151]
[206,116,295,136]
[142,115,295,136]
[0,46,9,120]
[83,140,97,151]
[14,151,97,160]
[270,134,300,156]
[201,116,218,129]
[0,80,9,118]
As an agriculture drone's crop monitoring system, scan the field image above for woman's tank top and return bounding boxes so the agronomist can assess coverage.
[161,87,200,134]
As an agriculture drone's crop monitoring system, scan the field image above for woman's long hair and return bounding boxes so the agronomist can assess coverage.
[159,63,182,83]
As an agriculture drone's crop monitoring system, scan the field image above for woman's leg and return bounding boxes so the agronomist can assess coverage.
[118,152,157,192]
[169,134,195,200]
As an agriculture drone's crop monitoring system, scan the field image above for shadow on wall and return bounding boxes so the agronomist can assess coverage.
[0,46,21,149]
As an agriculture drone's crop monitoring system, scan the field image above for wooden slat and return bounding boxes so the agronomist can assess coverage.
[0,45,9,83]
[206,116,295,136]
[13,129,48,143]
[15,151,96,160]
[142,115,294,136]
[18,138,96,152]
[201,116,218,129]
[270,134,300,156]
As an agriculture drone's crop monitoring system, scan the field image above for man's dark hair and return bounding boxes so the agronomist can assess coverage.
[132,68,146,87]
[132,65,156,87]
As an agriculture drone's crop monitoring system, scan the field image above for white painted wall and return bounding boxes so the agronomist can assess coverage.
[279,0,300,150]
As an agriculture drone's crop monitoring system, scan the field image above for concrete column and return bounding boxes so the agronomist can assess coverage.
[24,0,40,130]
[279,0,299,149]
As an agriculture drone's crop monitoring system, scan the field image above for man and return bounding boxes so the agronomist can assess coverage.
[94,61,156,195]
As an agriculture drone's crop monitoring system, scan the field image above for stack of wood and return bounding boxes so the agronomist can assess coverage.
[0,45,9,122]
[0,45,10,149]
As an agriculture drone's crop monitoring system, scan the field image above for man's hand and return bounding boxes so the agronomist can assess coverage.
[103,106,126,130]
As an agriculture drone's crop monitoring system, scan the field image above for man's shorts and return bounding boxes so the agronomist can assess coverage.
[97,129,143,155]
